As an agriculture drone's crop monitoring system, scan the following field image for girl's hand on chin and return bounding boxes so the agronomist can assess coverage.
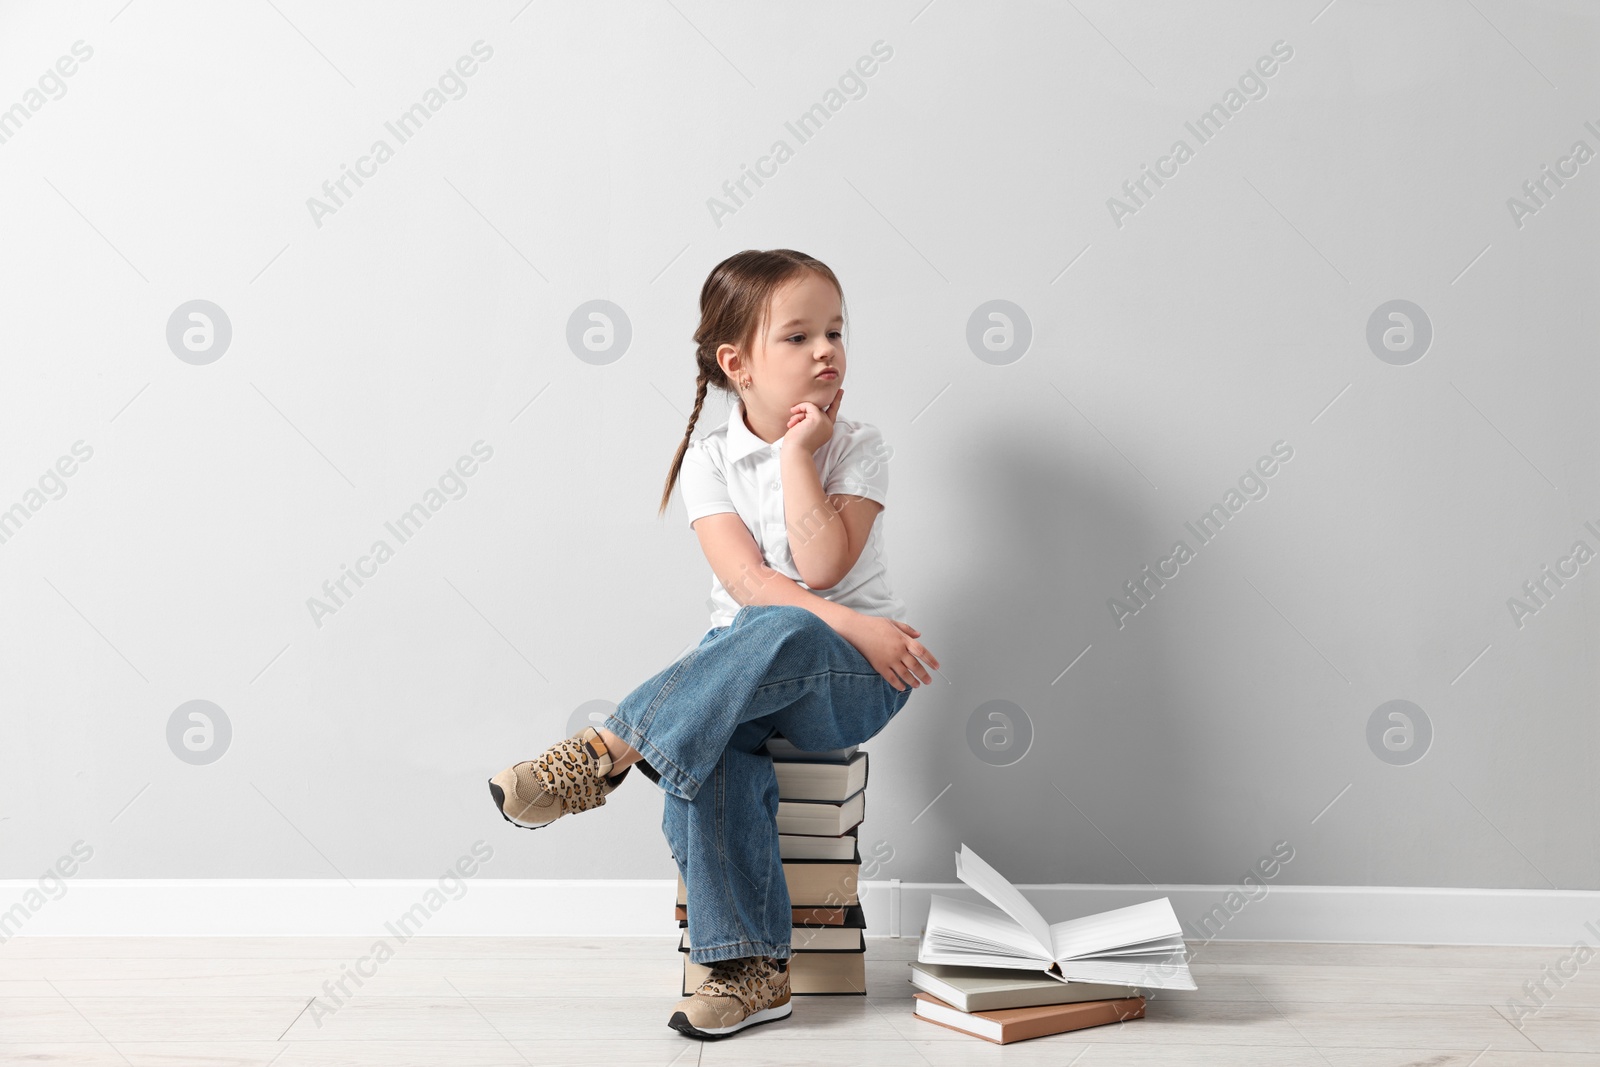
[784,387,842,455]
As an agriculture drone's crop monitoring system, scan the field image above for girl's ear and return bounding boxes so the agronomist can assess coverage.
[715,342,738,380]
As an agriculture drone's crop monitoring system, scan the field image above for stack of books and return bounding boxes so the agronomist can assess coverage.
[678,731,870,995]
[909,844,1198,1044]
[910,964,1147,1044]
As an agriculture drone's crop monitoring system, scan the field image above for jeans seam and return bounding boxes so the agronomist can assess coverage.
[642,644,702,725]
[618,644,712,797]
[601,716,699,799]
[754,669,884,692]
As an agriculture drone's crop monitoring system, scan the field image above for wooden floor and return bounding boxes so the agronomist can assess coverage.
[0,935,1596,1065]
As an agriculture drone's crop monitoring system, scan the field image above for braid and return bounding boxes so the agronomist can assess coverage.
[658,370,712,518]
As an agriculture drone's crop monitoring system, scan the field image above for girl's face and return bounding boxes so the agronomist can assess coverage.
[741,272,845,416]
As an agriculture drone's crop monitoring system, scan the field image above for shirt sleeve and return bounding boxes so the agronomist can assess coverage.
[679,438,739,529]
[823,420,890,509]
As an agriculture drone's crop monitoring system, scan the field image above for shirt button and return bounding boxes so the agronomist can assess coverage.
[771,481,780,490]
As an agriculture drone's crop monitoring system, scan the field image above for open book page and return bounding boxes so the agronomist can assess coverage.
[921,894,1053,964]
[1089,939,1188,957]
[1053,955,1198,990]
[921,906,1196,989]
[1046,898,1186,961]
[953,844,1054,956]
[920,843,1199,991]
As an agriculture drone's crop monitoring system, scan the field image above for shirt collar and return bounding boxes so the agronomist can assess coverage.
[725,396,777,465]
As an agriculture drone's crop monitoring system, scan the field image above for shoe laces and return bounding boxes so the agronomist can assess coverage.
[529,737,608,810]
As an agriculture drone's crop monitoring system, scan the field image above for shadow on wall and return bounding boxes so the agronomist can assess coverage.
[892,430,1203,889]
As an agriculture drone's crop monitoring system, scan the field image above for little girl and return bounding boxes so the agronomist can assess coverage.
[488,248,939,1040]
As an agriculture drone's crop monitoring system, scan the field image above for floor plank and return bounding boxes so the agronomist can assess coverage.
[0,936,1593,1064]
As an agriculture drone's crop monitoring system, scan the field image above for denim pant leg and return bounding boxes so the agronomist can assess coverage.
[602,604,914,966]
[659,716,790,963]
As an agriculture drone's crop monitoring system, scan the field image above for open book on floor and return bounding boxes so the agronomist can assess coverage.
[918,844,1197,991]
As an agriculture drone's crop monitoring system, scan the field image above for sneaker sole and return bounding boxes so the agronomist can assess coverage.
[667,1001,792,1039]
[486,780,554,831]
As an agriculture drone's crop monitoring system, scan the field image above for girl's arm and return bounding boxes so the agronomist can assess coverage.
[694,510,939,691]
[780,446,852,589]
[692,511,863,642]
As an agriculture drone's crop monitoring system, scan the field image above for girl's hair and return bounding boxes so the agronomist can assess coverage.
[656,248,847,518]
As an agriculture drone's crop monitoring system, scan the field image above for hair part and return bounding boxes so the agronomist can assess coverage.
[657,249,846,518]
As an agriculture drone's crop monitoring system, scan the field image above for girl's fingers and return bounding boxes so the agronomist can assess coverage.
[901,657,924,686]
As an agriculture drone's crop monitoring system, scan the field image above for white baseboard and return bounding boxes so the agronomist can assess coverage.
[3,879,1595,946]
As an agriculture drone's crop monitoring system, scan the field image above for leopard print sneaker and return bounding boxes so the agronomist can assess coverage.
[668,954,792,1039]
[487,726,631,830]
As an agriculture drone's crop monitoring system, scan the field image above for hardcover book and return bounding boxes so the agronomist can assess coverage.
[772,750,868,801]
[908,962,1141,1013]
[918,844,1197,991]
[777,791,864,836]
[762,734,859,763]
[912,990,1146,1044]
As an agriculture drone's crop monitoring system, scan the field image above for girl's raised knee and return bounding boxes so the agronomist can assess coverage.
[768,604,825,634]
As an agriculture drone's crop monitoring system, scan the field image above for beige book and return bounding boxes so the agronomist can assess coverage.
[779,829,858,861]
[777,791,864,836]
[909,961,1141,1013]
[773,751,869,801]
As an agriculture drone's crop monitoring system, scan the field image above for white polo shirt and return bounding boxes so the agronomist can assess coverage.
[678,396,909,642]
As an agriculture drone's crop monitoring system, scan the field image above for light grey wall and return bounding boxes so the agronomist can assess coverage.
[2,0,1595,896]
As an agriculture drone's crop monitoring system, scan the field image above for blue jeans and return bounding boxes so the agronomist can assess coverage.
[601,603,913,965]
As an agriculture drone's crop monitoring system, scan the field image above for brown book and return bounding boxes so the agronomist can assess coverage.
[911,991,1145,1045]
[681,944,866,996]
[674,902,850,925]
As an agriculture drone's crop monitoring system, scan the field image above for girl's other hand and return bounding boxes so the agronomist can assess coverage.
[846,613,940,692]
[784,387,842,456]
